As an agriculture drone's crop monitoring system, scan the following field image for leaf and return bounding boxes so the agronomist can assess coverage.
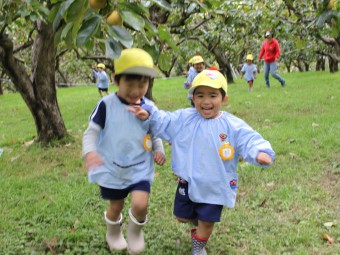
[76,16,100,47]
[52,0,75,32]
[120,10,145,31]
[107,25,133,48]
[61,22,73,40]
[144,18,158,35]
[152,0,172,11]
[322,233,334,244]
[323,222,334,227]
[65,0,87,23]
[158,52,172,71]
[105,38,122,59]
[158,25,179,52]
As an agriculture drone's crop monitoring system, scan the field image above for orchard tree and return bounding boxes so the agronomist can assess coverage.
[282,0,340,72]
[0,0,170,144]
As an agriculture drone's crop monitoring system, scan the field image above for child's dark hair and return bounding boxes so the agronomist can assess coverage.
[114,73,151,84]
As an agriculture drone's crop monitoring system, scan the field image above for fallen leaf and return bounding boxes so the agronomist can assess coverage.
[322,233,334,244]
[289,153,297,159]
[323,222,334,228]
[10,155,20,162]
[312,122,319,128]
[266,182,275,188]
[259,199,267,207]
[23,140,34,147]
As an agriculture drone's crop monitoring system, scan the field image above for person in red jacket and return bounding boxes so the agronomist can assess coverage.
[259,31,285,88]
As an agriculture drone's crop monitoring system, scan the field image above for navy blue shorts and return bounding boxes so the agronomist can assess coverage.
[98,88,108,92]
[100,180,150,200]
[173,182,223,222]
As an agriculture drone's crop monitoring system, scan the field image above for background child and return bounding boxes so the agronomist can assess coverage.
[130,70,275,255]
[83,48,166,254]
[184,55,205,106]
[241,54,257,92]
[92,63,109,97]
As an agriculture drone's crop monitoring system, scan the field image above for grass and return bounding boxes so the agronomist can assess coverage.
[0,71,339,255]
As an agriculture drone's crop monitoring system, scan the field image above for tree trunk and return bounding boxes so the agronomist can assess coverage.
[0,72,4,95]
[0,21,67,144]
[328,56,339,73]
[211,47,234,83]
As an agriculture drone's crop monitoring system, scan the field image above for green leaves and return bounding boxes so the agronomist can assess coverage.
[105,38,121,59]
[106,25,133,49]
[120,10,145,31]
[76,16,100,47]
[158,25,179,52]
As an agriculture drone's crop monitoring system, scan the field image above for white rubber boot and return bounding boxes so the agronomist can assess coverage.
[104,211,127,251]
[127,208,148,255]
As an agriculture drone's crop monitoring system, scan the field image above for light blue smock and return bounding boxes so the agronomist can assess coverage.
[88,94,155,189]
[144,106,275,208]
[241,63,257,81]
[93,70,109,89]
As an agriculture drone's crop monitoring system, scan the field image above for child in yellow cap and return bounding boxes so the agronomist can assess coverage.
[184,55,205,106]
[240,54,257,92]
[83,48,166,254]
[130,70,275,255]
[92,63,110,97]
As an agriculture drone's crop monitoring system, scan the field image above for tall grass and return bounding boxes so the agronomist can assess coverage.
[0,71,339,255]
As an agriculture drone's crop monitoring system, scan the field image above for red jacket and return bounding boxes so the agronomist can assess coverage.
[259,38,281,63]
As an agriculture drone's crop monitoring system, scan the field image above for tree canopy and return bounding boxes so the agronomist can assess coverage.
[0,0,339,143]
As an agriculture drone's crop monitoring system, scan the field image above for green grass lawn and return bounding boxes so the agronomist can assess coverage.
[0,71,339,254]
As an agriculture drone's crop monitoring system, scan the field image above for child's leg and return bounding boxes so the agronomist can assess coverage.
[196,220,215,239]
[248,80,253,91]
[130,190,149,221]
[191,221,215,255]
[127,190,149,254]
[107,199,124,221]
[104,199,127,251]
[191,203,222,255]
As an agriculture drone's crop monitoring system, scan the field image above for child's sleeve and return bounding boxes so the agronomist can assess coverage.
[82,122,101,158]
[234,123,275,167]
[152,137,165,154]
[142,104,183,142]
[241,64,246,73]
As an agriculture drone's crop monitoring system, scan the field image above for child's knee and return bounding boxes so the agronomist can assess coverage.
[176,217,193,223]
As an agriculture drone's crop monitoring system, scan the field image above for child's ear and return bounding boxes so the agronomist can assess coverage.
[222,95,229,104]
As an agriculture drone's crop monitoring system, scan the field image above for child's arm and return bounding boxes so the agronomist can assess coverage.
[82,122,103,171]
[256,151,272,165]
[152,137,166,166]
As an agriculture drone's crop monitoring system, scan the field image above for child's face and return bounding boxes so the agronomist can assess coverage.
[116,76,149,104]
[192,86,228,119]
[246,60,252,64]
[194,62,204,73]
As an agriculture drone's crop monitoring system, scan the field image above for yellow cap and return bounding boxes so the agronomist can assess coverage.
[114,48,158,77]
[188,57,194,64]
[189,70,228,95]
[192,55,204,64]
[246,54,253,61]
[97,63,105,69]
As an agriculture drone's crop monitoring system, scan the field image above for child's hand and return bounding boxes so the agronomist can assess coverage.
[128,105,150,120]
[256,152,272,165]
[154,151,166,166]
[84,151,103,171]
